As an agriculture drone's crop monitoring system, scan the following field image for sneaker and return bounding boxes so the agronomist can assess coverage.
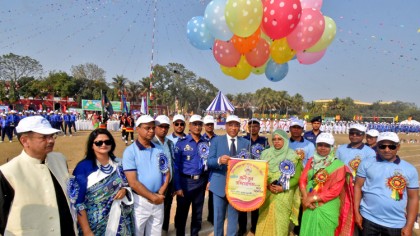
[0,141,3,143]
[9,140,12,143]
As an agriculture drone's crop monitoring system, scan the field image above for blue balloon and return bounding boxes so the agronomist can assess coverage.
[265,59,289,82]
[204,0,233,41]
[187,16,215,50]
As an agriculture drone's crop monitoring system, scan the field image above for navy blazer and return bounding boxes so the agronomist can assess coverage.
[207,135,250,197]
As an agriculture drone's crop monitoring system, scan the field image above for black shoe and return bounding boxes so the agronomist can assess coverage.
[237,229,246,236]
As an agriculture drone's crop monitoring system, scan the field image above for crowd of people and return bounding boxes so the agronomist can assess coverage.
[0,113,418,236]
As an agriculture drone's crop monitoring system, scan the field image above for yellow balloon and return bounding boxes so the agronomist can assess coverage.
[220,65,234,76]
[225,0,263,38]
[270,38,296,64]
[230,56,252,80]
[306,16,337,53]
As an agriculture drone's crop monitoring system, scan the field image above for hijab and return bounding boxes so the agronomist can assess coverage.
[261,129,298,172]
[312,144,336,171]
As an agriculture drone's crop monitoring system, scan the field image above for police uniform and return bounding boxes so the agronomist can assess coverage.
[303,116,322,145]
[173,134,209,236]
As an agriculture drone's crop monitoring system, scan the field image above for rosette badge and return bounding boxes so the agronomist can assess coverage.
[158,153,169,173]
[237,149,251,159]
[278,159,296,190]
[197,142,210,159]
[251,144,264,159]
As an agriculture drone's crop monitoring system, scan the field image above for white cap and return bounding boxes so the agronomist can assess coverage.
[155,115,170,126]
[173,114,185,122]
[290,119,304,128]
[189,114,202,123]
[316,133,335,145]
[135,115,154,127]
[377,132,400,143]
[203,115,215,124]
[349,123,366,132]
[366,129,379,137]
[248,118,260,124]
[16,116,60,134]
[226,115,240,123]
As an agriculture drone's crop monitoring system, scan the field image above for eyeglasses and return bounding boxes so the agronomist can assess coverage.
[378,144,398,150]
[157,125,170,129]
[174,122,185,127]
[349,131,364,136]
[191,122,203,127]
[316,143,331,148]
[94,140,112,147]
[30,134,57,141]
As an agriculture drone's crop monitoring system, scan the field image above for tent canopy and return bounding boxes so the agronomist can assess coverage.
[206,91,235,113]
[400,119,420,125]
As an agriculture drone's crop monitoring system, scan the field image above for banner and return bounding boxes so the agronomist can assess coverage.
[82,100,130,112]
[226,158,268,212]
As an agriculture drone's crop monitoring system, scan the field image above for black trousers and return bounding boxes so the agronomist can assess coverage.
[162,180,174,231]
[361,218,402,236]
[238,209,259,233]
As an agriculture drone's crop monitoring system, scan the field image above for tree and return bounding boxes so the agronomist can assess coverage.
[0,53,43,103]
[71,63,106,81]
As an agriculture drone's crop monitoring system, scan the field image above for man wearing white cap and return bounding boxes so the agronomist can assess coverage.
[354,132,419,235]
[336,123,376,179]
[365,129,379,153]
[167,114,187,144]
[202,115,217,225]
[151,115,175,234]
[0,114,6,143]
[0,116,76,235]
[122,115,170,235]
[173,114,209,236]
[208,115,250,236]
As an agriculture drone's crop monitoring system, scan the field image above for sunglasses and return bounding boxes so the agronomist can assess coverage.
[94,140,112,147]
[378,144,398,150]
[349,131,364,136]
[191,122,203,127]
[158,125,170,129]
[174,122,185,127]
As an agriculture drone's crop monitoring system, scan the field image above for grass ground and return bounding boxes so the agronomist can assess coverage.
[1,128,419,235]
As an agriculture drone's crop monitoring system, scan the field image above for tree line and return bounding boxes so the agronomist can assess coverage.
[1,53,420,121]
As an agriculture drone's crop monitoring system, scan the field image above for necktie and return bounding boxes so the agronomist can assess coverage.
[230,138,236,157]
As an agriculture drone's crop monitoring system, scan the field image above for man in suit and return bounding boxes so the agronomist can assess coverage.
[207,115,250,236]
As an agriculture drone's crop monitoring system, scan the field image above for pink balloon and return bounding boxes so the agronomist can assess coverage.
[213,40,241,67]
[286,8,325,51]
[296,49,326,65]
[245,38,270,67]
[300,0,323,10]
[262,0,302,40]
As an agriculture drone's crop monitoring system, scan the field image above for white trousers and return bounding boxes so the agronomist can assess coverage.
[133,193,164,236]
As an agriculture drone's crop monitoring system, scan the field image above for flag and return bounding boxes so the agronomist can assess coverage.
[394,115,399,122]
[121,94,129,114]
[140,96,147,114]
[102,91,114,118]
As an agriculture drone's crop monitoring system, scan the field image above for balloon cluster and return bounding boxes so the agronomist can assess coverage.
[187,0,336,82]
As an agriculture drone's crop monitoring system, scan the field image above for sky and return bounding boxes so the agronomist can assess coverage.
[1,0,419,105]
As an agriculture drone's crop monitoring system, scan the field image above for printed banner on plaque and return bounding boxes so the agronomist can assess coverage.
[226,158,268,212]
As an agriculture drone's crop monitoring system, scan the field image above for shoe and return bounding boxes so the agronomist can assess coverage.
[237,229,246,236]
[9,140,12,143]
[0,141,3,143]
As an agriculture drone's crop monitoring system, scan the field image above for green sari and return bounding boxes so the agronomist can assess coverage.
[256,130,303,236]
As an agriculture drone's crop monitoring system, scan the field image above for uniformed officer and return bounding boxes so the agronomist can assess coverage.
[168,114,187,144]
[173,114,209,236]
[303,116,322,145]
[238,118,270,235]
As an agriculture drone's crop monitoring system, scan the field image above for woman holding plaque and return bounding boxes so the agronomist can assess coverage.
[298,133,354,236]
[255,129,303,236]
[68,129,133,235]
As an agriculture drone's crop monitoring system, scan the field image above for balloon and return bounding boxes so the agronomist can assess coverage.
[213,40,241,67]
[231,28,261,54]
[252,60,268,74]
[225,0,263,37]
[300,0,323,10]
[261,0,302,40]
[204,0,233,41]
[270,38,296,64]
[260,31,273,44]
[286,8,325,51]
[265,59,289,82]
[230,56,252,80]
[296,49,326,65]
[220,64,235,76]
[245,38,270,67]
[187,16,215,50]
[306,16,336,52]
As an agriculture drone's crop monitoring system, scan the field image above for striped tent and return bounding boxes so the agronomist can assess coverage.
[206,91,235,113]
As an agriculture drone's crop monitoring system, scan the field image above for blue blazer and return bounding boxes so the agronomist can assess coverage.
[207,135,250,197]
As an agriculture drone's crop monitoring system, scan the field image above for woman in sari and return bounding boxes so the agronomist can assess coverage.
[255,129,303,236]
[69,129,133,236]
[299,133,354,236]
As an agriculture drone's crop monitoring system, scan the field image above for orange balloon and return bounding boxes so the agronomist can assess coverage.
[231,28,261,54]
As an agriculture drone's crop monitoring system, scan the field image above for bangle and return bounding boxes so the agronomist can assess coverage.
[313,195,318,202]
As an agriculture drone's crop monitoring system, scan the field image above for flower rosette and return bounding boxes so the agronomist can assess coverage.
[349,158,361,177]
[158,153,169,174]
[251,144,264,159]
[313,169,329,192]
[198,142,210,170]
[237,149,251,159]
[278,159,296,190]
[386,172,407,201]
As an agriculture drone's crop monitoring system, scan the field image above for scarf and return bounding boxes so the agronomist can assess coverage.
[261,129,297,172]
[311,147,336,171]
